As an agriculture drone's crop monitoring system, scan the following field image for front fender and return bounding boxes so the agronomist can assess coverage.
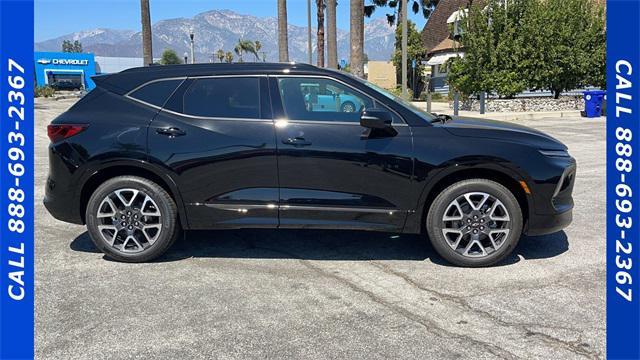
[403,157,534,234]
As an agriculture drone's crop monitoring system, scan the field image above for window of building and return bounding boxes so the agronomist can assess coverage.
[183,77,260,119]
[129,79,183,107]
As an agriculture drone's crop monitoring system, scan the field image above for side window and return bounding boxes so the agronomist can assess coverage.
[183,77,260,118]
[278,77,373,122]
[129,79,183,107]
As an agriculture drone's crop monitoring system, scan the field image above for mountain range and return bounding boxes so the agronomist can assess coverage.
[35,9,397,63]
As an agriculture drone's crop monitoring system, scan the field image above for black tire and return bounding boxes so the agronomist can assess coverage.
[341,101,356,113]
[85,176,180,262]
[426,179,523,267]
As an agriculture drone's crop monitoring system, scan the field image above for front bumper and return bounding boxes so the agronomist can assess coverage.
[525,159,576,236]
[525,207,573,236]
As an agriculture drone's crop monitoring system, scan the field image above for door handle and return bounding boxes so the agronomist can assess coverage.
[156,127,186,137]
[282,137,312,147]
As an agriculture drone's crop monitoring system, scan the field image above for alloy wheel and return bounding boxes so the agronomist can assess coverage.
[341,102,355,112]
[95,188,162,253]
[440,192,511,258]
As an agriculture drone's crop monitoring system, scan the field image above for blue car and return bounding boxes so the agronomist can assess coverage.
[301,82,363,113]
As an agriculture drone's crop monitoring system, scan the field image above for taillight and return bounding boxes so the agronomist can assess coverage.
[47,124,88,143]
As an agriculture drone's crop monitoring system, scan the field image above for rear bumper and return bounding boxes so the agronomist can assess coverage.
[43,143,85,224]
[44,176,84,225]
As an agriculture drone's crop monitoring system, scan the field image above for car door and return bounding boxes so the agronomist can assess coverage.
[147,75,279,229]
[270,76,414,231]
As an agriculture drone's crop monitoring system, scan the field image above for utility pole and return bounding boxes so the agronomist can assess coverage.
[189,30,195,64]
[307,0,313,64]
[401,0,408,99]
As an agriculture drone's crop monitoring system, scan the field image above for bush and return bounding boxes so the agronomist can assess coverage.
[160,49,182,65]
[35,86,55,98]
[428,92,448,102]
[389,86,414,100]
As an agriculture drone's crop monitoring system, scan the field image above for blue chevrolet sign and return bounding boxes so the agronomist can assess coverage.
[34,51,96,90]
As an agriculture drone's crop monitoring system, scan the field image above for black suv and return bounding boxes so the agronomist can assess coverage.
[44,63,575,266]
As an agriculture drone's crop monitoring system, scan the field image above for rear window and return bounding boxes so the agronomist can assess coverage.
[183,77,260,119]
[129,79,183,107]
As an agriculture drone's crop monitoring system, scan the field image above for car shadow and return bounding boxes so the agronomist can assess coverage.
[69,228,569,267]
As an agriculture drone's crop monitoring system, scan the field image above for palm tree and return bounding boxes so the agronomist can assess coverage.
[140,0,153,66]
[350,0,364,77]
[326,0,338,68]
[278,0,290,62]
[364,0,439,26]
[235,39,258,62]
[316,0,325,67]
[234,44,243,62]
[225,51,234,63]
[216,49,225,63]
[254,41,262,61]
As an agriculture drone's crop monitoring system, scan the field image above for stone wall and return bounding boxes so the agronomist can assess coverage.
[451,96,584,112]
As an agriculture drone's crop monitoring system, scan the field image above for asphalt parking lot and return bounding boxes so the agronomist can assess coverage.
[35,97,605,359]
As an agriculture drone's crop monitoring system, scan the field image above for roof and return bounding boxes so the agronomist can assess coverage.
[93,62,329,95]
[429,38,462,55]
[421,0,474,54]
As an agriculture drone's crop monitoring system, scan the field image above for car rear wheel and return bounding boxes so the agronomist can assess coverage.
[426,179,523,267]
[85,176,180,262]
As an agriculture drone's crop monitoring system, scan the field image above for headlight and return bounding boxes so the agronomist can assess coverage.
[539,149,570,158]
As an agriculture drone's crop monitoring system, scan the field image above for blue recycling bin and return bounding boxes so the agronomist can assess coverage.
[583,90,606,118]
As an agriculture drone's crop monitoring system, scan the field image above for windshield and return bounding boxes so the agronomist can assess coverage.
[348,74,436,122]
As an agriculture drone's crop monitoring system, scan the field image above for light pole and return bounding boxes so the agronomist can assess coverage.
[189,31,195,64]
[183,52,188,65]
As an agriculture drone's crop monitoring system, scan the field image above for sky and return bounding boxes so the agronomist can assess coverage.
[34,0,428,42]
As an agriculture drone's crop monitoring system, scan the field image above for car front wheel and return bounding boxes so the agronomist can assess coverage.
[341,101,356,113]
[426,179,523,267]
[85,176,180,262]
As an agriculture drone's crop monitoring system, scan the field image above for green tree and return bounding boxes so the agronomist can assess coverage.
[234,39,258,62]
[216,49,225,63]
[62,40,72,52]
[254,41,263,62]
[448,0,605,99]
[365,0,439,26]
[160,49,182,65]
[391,20,426,98]
[447,0,527,98]
[225,51,234,63]
[72,40,83,52]
[584,4,606,89]
[519,0,601,98]
[62,40,83,53]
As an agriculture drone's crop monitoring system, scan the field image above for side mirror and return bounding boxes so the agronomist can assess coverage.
[360,109,393,129]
